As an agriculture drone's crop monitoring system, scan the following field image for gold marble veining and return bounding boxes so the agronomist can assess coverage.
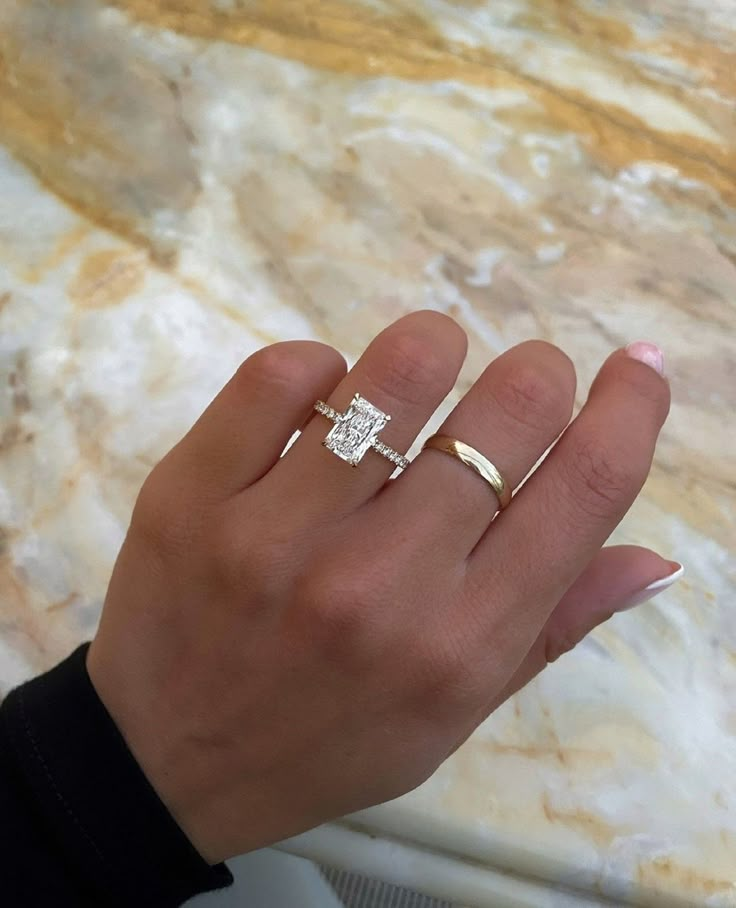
[0,3,200,258]
[0,0,732,252]
[21,224,92,285]
[1,1,736,905]
[69,249,147,309]
[542,797,621,850]
[637,859,735,900]
[519,0,736,100]
[107,0,736,203]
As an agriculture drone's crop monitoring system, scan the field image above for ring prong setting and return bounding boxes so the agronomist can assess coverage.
[313,393,409,471]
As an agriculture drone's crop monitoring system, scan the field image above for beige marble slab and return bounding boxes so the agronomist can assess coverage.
[1,1,735,904]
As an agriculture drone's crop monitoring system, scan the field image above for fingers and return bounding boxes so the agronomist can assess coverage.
[464,345,671,664]
[268,310,467,519]
[369,340,575,562]
[158,341,347,500]
[488,547,684,710]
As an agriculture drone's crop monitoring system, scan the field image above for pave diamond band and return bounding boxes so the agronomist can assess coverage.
[313,394,410,471]
[313,400,341,422]
[370,439,410,469]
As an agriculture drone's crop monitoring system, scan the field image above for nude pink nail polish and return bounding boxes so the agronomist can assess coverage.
[616,562,684,612]
[625,341,665,376]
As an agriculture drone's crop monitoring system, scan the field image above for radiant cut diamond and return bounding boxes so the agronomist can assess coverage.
[323,393,390,466]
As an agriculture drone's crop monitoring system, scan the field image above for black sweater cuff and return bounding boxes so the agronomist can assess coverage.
[0,642,233,906]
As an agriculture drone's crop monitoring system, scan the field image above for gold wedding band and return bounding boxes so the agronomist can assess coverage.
[421,434,512,510]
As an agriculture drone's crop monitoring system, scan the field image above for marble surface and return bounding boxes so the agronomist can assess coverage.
[1,1,735,905]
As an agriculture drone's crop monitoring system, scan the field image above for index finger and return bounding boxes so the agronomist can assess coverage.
[463,344,671,666]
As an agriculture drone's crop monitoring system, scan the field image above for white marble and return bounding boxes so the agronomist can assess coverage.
[1,1,735,905]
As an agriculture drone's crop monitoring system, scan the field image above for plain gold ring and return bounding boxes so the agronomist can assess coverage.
[421,434,512,510]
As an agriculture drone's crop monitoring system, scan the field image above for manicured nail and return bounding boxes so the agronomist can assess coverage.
[616,561,684,612]
[625,341,665,376]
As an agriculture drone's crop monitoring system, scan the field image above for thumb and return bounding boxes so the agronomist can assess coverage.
[490,545,683,709]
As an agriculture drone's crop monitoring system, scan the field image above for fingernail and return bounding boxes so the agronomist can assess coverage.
[625,341,665,376]
[616,561,684,612]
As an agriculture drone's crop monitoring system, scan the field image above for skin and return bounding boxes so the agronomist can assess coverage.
[86,310,674,865]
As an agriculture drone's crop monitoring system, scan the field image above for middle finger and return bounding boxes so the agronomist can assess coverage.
[369,340,576,563]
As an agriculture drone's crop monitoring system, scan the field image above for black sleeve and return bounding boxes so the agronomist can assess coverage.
[0,641,234,907]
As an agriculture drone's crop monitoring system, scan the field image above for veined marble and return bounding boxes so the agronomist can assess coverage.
[1,2,735,905]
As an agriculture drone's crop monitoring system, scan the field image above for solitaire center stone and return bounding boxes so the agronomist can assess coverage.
[323,393,390,466]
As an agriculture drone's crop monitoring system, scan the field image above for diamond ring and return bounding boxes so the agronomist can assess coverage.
[313,394,410,471]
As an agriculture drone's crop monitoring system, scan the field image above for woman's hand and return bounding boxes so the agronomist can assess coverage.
[86,310,678,865]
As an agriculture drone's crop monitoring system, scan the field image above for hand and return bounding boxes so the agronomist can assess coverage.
[86,311,677,865]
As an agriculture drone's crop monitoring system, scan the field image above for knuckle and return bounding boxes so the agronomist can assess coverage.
[412,636,481,713]
[215,521,294,598]
[218,535,264,590]
[563,437,637,519]
[131,466,193,559]
[297,568,377,661]
[366,330,445,406]
[205,525,240,586]
[490,358,572,434]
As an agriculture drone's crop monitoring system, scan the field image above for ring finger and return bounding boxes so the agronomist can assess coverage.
[267,310,467,520]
